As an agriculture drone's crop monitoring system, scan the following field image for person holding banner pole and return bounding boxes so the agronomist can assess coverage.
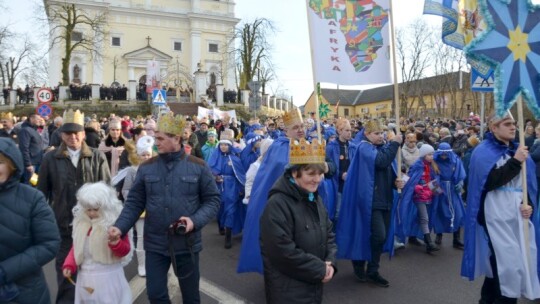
[461,113,540,303]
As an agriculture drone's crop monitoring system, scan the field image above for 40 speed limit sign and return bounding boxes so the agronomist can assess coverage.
[36,88,54,103]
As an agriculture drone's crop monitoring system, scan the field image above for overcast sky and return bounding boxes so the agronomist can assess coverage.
[5,0,439,106]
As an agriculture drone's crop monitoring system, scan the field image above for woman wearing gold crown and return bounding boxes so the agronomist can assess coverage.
[259,136,336,303]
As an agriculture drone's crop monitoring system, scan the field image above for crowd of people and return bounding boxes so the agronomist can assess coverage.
[0,107,539,303]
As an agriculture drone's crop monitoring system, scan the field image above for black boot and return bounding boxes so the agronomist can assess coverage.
[435,233,443,245]
[224,228,232,249]
[408,236,423,246]
[453,230,464,249]
[351,260,367,282]
[424,233,440,253]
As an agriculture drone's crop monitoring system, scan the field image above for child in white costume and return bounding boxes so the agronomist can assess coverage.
[62,182,133,304]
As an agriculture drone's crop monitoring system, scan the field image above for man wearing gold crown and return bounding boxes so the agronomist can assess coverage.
[259,138,336,303]
[336,119,404,288]
[38,109,111,303]
[0,112,18,144]
[108,113,220,304]
[238,109,333,274]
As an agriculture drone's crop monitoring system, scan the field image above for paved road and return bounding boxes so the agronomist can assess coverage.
[45,220,539,303]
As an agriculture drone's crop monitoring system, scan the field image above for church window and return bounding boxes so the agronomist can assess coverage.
[208,43,219,53]
[112,37,121,47]
[72,31,82,42]
[174,41,182,51]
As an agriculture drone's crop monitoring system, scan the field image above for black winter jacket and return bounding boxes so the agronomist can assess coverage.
[0,138,60,303]
[114,150,220,255]
[37,142,111,236]
[260,174,337,304]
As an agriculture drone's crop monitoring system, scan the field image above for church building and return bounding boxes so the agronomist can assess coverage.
[45,0,239,95]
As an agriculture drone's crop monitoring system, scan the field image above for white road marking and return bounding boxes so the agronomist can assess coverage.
[129,268,248,303]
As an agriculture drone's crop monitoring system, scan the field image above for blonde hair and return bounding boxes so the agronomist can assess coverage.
[0,153,16,178]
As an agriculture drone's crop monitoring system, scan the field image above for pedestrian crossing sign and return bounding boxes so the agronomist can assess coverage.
[152,89,167,105]
[471,68,494,92]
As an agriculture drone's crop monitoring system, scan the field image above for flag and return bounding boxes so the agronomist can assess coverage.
[307,0,392,86]
[423,0,490,76]
[146,60,161,94]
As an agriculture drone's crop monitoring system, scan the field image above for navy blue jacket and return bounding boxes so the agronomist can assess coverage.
[0,138,60,303]
[115,150,220,255]
[17,120,43,167]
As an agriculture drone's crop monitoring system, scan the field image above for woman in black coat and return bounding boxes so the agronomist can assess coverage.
[0,138,60,303]
[260,163,337,304]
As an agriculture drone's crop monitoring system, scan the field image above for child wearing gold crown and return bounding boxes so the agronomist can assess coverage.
[62,182,132,304]
[259,138,336,303]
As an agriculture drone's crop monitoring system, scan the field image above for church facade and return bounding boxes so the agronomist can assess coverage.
[45,0,239,94]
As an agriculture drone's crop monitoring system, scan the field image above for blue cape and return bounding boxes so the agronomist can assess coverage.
[237,136,290,273]
[461,132,540,280]
[336,137,398,260]
[431,147,466,233]
[209,150,246,234]
[396,158,440,241]
[240,133,261,170]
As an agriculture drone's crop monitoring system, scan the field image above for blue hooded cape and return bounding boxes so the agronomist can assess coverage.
[396,158,441,241]
[240,133,261,171]
[208,145,246,235]
[237,136,290,273]
[431,142,466,233]
[461,132,540,280]
[336,137,398,260]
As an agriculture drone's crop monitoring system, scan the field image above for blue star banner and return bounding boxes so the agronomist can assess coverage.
[465,0,540,118]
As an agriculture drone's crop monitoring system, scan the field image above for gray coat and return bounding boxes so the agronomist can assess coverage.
[0,138,60,304]
[114,150,220,255]
[37,142,111,236]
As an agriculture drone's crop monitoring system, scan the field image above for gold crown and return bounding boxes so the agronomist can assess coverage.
[0,112,13,121]
[364,119,383,133]
[63,109,84,126]
[283,109,304,128]
[289,138,326,165]
[157,113,186,135]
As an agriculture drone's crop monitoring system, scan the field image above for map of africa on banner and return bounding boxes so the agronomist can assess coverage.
[307,0,392,86]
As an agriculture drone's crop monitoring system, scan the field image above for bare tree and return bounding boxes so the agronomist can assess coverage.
[396,19,434,118]
[429,33,467,118]
[0,36,35,89]
[233,18,276,91]
[43,1,108,85]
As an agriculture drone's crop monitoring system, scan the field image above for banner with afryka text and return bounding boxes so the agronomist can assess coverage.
[307,0,392,86]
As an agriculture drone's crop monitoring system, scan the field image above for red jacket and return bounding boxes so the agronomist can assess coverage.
[62,228,130,275]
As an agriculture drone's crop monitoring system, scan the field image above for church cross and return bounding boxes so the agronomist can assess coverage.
[146,36,151,46]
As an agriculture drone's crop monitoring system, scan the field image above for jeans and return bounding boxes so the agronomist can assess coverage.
[146,251,200,304]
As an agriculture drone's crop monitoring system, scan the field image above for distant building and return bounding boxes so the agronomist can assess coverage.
[304,71,492,119]
[44,0,239,91]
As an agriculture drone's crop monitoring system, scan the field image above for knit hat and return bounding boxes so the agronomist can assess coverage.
[136,135,154,155]
[419,144,434,158]
[108,119,121,130]
[207,128,217,138]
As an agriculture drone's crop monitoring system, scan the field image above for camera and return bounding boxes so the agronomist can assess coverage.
[169,220,187,235]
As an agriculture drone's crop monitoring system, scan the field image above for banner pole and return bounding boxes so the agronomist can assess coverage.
[389,0,402,182]
[516,94,531,273]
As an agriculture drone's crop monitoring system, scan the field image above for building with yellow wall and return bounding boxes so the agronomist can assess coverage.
[304,72,489,120]
[45,0,239,91]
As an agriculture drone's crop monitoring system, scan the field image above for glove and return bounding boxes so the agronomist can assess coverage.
[454,181,463,192]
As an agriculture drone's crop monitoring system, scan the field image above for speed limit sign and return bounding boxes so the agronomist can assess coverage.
[36,88,54,103]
